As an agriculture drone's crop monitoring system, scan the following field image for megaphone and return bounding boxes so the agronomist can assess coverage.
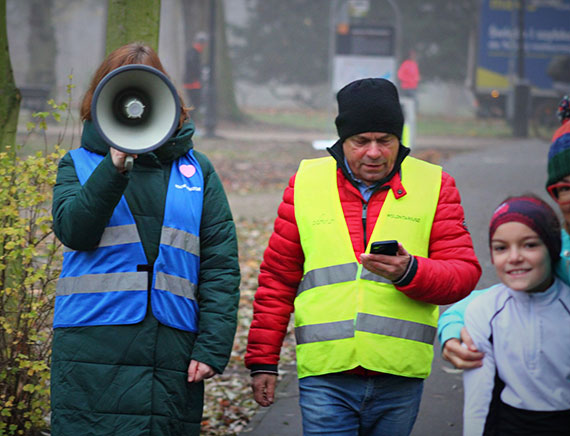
[91,64,181,171]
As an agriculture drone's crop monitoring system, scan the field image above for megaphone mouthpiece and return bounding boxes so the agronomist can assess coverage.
[123,97,145,119]
[113,88,151,126]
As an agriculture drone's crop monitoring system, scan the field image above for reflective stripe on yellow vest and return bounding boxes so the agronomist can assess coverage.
[294,156,442,379]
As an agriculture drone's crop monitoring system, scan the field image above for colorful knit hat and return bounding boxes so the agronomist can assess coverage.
[546,132,570,187]
[335,78,404,143]
[557,95,570,124]
[489,195,561,263]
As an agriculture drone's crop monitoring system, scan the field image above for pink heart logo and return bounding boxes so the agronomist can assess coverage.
[180,164,196,178]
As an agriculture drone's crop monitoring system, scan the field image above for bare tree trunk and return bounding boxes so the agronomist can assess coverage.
[26,0,56,92]
[0,0,20,152]
[106,0,161,55]
[216,0,243,121]
[181,0,208,42]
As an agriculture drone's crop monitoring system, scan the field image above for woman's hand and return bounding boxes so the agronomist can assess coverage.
[187,360,215,383]
[110,147,137,173]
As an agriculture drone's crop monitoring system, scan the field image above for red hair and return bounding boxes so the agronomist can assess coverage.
[80,42,188,128]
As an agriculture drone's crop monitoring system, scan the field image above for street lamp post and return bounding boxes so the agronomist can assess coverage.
[205,0,217,138]
[512,0,529,137]
[386,0,402,62]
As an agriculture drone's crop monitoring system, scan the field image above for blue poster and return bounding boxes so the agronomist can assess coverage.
[477,0,570,90]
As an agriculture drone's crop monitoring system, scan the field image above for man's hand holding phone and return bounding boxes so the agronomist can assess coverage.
[370,240,399,255]
[361,240,411,282]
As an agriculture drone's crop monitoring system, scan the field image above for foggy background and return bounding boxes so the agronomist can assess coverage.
[6,0,481,119]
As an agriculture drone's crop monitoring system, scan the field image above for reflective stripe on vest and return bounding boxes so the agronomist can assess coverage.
[295,313,435,345]
[54,148,203,332]
[294,156,441,379]
[62,224,140,251]
[297,262,393,296]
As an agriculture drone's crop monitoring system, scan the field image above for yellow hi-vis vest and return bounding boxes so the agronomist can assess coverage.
[293,156,442,379]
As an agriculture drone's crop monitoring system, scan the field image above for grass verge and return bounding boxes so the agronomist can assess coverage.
[242,107,512,138]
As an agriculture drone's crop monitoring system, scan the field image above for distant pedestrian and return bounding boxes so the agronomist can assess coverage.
[397,49,421,103]
[184,32,207,117]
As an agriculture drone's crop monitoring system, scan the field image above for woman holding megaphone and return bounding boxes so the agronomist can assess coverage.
[50,43,240,436]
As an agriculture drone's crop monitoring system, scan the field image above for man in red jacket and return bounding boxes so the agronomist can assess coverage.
[398,49,421,102]
[245,78,481,435]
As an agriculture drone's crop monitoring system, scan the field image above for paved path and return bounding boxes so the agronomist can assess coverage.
[239,135,550,436]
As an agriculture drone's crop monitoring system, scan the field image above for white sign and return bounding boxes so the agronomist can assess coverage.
[349,0,370,17]
[312,139,337,150]
[333,55,396,92]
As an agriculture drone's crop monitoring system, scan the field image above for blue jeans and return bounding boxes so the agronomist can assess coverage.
[298,372,423,436]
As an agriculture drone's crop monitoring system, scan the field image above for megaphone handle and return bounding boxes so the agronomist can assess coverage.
[124,156,134,172]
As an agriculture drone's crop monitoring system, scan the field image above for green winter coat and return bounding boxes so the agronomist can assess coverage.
[50,120,240,436]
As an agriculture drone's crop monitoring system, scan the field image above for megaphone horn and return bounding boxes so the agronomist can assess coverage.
[91,64,181,171]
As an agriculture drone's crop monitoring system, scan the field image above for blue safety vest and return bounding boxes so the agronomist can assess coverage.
[54,148,203,332]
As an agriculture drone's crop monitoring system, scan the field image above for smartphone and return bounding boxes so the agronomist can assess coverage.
[370,240,398,255]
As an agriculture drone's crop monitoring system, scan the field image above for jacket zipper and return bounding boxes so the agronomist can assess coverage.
[362,201,368,249]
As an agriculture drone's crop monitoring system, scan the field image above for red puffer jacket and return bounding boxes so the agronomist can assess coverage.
[245,156,481,373]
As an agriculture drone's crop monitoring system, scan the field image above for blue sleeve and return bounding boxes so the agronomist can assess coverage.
[555,258,570,286]
[555,229,570,286]
[437,289,489,350]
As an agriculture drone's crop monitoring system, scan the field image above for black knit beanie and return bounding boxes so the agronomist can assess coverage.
[335,78,404,143]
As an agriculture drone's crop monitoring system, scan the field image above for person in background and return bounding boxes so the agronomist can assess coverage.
[50,42,240,436]
[462,195,570,435]
[397,49,421,103]
[184,32,207,117]
[438,108,570,370]
[245,77,481,436]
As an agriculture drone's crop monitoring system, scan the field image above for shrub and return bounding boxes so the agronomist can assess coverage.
[0,140,65,434]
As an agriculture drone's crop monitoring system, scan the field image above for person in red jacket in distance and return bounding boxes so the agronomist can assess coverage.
[245,78,481,436]
[398,49,421,103]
